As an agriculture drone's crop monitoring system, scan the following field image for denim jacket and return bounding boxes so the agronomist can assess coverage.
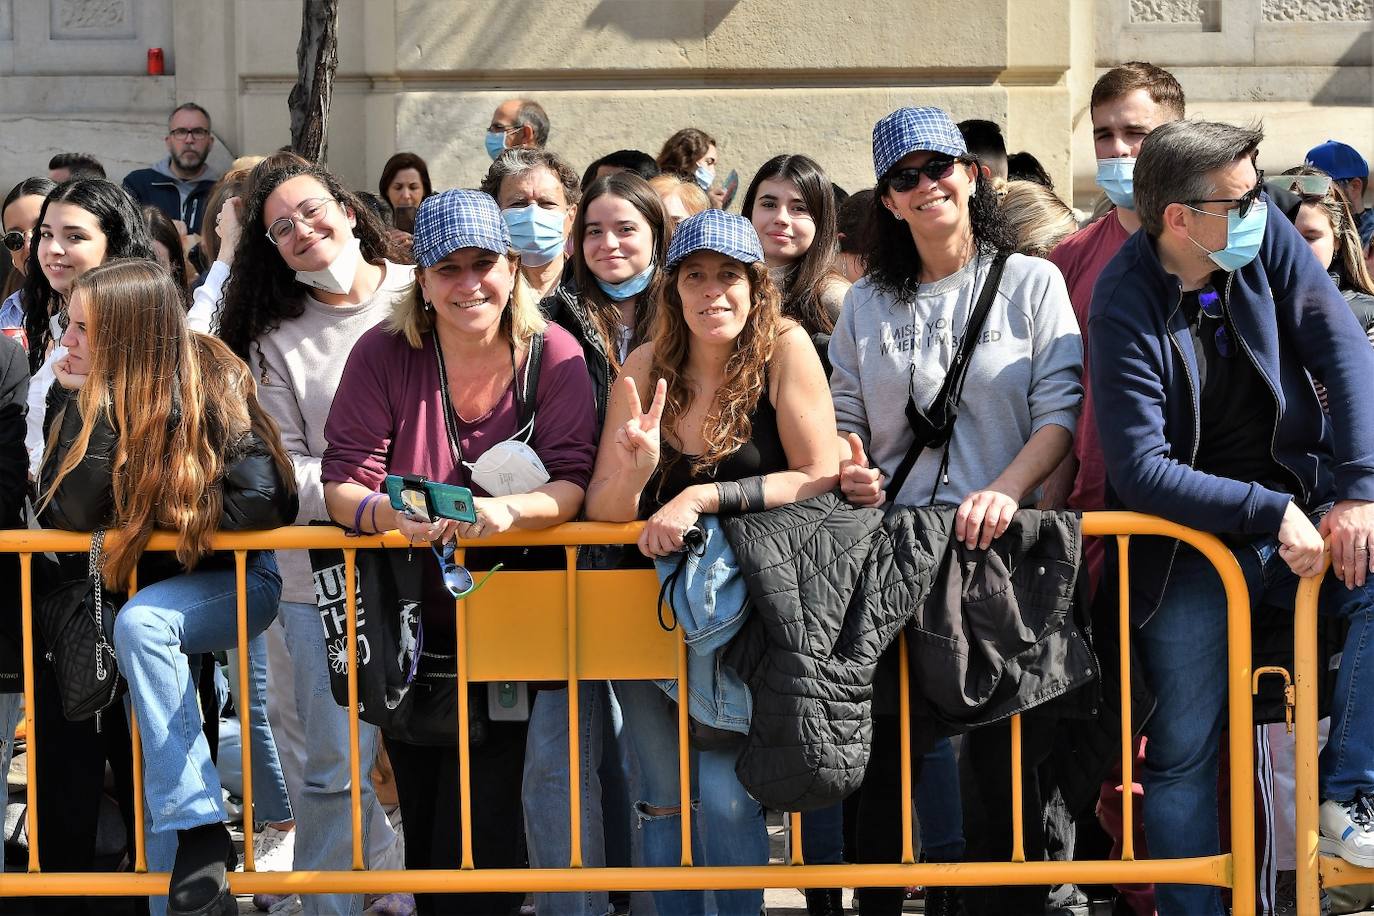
[653,515,752,735]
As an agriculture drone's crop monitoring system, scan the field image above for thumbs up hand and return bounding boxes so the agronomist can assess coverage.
[840,432,886,507]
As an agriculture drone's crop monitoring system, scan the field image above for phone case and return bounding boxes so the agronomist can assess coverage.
[384,475,478,524]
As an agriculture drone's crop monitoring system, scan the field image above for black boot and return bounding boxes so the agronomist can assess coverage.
[168,822,237,916]
[924,886,963,916]
[805,887,845,915]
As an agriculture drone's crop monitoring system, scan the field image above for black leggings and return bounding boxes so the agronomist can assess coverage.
[387,722,529,916]
[851,713,929,916]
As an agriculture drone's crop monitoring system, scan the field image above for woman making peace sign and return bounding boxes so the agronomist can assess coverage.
[585,209,837,915]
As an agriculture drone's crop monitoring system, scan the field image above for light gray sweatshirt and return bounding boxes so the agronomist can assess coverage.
[829,252,1082,507]
[253,260,416,603]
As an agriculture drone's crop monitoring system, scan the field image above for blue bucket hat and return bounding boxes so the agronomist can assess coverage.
[1305,140,1370,182]
[411,189,511,268]
[666,209,764,269]
[871,106,968,182]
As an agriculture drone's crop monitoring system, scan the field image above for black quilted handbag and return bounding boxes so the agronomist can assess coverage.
[34,529,125,722]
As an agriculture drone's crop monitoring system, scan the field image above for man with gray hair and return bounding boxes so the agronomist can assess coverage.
[1090,118,1374,915]
[484,98,550,159]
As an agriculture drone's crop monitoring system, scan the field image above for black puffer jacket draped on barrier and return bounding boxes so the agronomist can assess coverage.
[720,490,1092,812]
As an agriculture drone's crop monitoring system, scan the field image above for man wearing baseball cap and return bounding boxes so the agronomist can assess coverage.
[1307,139,1373,248]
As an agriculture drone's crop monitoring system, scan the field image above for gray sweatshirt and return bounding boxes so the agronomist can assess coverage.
[254,260,416,603]
[829,252,1082,507]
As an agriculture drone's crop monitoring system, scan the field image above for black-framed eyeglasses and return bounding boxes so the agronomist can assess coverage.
[430,540,502,599]
[887,157,959,193]
[2,230,25,253]
[1186,169,1266,219]
[265,197,338,246]
[169,127,211,141]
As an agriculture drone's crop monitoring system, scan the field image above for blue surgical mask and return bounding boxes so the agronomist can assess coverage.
[1095,156,1136,210]
[485,130,508,161]
[1187,200,1268,273]
[502,203,566,267]
[595,262,655,301]
[694,162,715,191]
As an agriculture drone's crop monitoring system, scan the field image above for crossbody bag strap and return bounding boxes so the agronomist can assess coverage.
[516,330,544,434]
[89,528,113,682]
[884,250,1010,501]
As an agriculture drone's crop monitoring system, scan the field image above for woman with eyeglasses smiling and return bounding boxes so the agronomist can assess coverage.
[830,106,1082,916]
[215,160,416,915]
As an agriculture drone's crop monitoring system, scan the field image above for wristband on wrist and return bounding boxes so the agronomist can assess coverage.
[715,480,744,514]
[348,494,371,537]
[368,493,384,534]
[739,475,766,513]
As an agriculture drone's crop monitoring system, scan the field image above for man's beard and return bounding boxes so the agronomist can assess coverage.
[173,149,204,172]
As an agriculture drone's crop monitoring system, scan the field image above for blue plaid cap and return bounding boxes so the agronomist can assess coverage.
[666,209,764,268]
[411,189,511,268]
[871,106,968,181]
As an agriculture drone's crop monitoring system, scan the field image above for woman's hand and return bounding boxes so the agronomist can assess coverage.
[954,487,1019,550]
[839,433,885,507]
[214,196,242,265]
[53,355,87,391]
[395,511,459,545]
[455,497,518,540]
[387,228,414,252]
[613,376,666,473]
[639,488,704,558]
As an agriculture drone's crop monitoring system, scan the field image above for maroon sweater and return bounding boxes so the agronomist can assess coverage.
[322,322,597,637]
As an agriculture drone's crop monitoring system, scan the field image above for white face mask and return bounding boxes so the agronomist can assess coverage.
[464,427,550,497]
[295,236,362,295]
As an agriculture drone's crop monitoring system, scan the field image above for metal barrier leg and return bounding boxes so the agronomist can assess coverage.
[564,546,583,869]
[236,551,256,872]
[1010,714,1025,863]
[676,637,693,867]
[1294,573,1323,913]
[897,638,914,865]
[456,545,474,870]
[343,548,365,870]
[19,554,37,872]
[1117,536,1136,862]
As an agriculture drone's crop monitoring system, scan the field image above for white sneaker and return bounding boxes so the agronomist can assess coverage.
[1319,795,1374,867]
[250,823,297,873]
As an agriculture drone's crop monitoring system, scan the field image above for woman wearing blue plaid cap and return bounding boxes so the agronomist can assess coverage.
[832,106,1083,916]
[322,187,598,916]
[585,208,838,915]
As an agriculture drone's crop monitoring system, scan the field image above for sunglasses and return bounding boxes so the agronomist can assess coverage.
[431,540,502,599]
[887,157,959,193]
[2,230,25,253]
[1265,174,1332,200]
[1186,169,1266,219]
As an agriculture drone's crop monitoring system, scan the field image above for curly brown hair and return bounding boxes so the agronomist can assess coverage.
[650,259,781,478]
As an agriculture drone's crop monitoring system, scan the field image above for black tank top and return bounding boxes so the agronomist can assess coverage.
[641,384,787,516]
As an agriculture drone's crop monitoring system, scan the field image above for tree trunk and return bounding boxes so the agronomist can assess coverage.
[287,0,340,163]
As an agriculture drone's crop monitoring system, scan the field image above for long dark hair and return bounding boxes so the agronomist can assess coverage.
[571,172,670,372]
[864,156,1017,300]
[377,152,433,203]
[3,177,57,217]
[741,154,843,335]
[142,205,189,292]
[22,178,154,373]
[217,162,394,362]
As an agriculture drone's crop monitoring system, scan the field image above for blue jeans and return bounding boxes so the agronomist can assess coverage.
[523,684,611,916]
[615,679,767,916]
[279,598,381,916]
[1138,524,1374,916]
[113,551,281,916]
[0,691,21,874]
[225,634,294,824]
[916,737,965,861]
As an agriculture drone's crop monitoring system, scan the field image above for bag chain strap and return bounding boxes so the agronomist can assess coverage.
[89,529,112,682]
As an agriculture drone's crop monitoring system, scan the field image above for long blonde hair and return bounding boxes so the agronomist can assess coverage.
[650,260,781,477]
[387,250,546,349]
[41,259,294,587]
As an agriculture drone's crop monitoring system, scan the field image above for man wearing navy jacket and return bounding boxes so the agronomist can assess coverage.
[1090,119,1374,915]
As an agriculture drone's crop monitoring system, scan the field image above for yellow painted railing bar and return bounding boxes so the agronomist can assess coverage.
[19,553,37,872]
[1117,535,1135,861]
[236,551,255,872]
[0,857,1238,896]
[898,637,914,865]
[455,545,474,870]
[676,636,692,867]
[1010,714,1025,863]
[343,547,364,871]
[565,546,583,868]
[128,567,146,874]
[789,813,804,866]
[1293,564,1324,912]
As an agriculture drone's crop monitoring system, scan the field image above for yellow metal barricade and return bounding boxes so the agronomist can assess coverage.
[0,513,1259,910]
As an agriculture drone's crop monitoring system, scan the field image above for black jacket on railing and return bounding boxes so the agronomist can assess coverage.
[719,490,1092,812]
[0,335,29,692]
[37,384,298,588]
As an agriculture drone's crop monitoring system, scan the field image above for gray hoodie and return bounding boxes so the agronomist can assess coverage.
[829,251,1083,507]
